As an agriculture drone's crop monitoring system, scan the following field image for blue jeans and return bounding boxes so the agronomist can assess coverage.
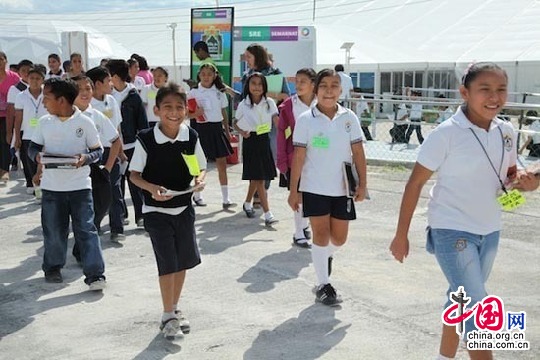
[427,228,499,336]
[41,189,105,284]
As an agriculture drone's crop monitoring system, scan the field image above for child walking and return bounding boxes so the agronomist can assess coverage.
[389,63,538,360]
[234,73,279,226]
[28,78,106,290]
[277,68,317,248]
[288,69,367,306]
[129,83,207,338]
[13,67,47,196]
[187,63,235,209]
[140,66,169,128]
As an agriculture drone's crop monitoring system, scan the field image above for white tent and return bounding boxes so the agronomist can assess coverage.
[1,0,540,92]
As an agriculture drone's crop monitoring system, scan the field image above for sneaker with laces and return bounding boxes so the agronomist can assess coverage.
[175,310,191,334]
[44,269,63,283]
[89,278,107,291]
[315,283,342,306]
[160,317,182,339]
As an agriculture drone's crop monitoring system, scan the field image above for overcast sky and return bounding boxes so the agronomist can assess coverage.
[0,0,253,13]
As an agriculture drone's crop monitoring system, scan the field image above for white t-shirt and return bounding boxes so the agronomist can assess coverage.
[355,97,368,117]
[293,105,364,196]
[529,120,540,144]
[129,124,207,215]
[81,105,119,148]
[417,107,517,235]
[31,108,102,192]
[188,85,228,123]
[235,97,278,132]
[396,103,408,120]
[409,103,423,120]
[91,94,122,130]
[14,89,47,140]
[338,72,354,100]
[7,82,28,104]
[132,76,146,92]
[140,83,160,124]
[292,94,316,121]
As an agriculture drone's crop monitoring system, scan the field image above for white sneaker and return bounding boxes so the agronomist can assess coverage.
[88,278,106,291]
[26,187,35,195]
[160,318,183,338]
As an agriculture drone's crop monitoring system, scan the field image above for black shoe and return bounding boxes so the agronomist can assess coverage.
[222,202,237,210]
[193,198,207,207]
[293,236,311,249]
[303,227,312,240]
[243,204,256,218]
[315,283,341,306]
[45,269,63,283]
[328,256,333,277]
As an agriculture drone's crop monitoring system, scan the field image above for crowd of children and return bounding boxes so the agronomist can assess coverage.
[2,49,540,358]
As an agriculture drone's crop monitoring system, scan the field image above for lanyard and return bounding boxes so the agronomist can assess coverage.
[30,95,42,116]
[469,126,507,194]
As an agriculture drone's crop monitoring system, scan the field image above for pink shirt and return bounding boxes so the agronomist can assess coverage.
[0,70,20,117]
[137,70,154,85]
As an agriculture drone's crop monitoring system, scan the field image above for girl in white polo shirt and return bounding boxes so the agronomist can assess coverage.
[188,63,234,208]
[141,67,168,128]
[288,68,367,306]
[390,63,538,360]
[234,72,279,226]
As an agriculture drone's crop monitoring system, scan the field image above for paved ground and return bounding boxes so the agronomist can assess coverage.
[1,161,539,360]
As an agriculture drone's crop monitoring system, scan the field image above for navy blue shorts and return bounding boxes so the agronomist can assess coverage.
[144,206,201,276]
[302,192,356,220]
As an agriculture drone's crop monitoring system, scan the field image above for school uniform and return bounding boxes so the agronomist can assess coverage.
[527,120,540,157]
[90,94,122,130]
[390,103,409,143]
[277,94,315,187]
[14,88,47,188]
[132,76,146,92]
[30,108,106,284]
[188,84,232,160]
[405,103,424,143]
[140,83,160,126]
[45,69,64,80]
[418,106,516,336]
[236,97,278,181]
[129,124,207,276]
[293,105,364,220]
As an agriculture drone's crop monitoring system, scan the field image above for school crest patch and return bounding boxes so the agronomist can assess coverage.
[75,128,84,138]
[345,121,352,133]
[503,134,513,152]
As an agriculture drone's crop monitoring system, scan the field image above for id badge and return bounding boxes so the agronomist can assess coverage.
[497,189,525,211]
[29,117,39,128]
[181,153,201,176]
[311,136,330,149]
[256,123,271,135]
[148,91,157,100]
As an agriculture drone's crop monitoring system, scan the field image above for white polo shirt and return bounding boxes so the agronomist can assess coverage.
[129,123,207,215]
[91,94,122,130]
[7,82,28,104]
[14,89,47,140]
[292,94,316,121]
[31,108,102,192]
[293,105,364,196]
[337,72,354,100]
[81,105,119,148]
[188,85,228,123]
[410,103,423,120]
[235,97,278,132]
[417,106,517,235]
[140,83,160,124]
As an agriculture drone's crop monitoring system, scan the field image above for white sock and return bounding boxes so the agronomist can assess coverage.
[312,244,329,286]
[327,242,340,257]
[293,209,305,239]
[162,311,176,322]
[244,201,253,210]
[173,303,178,312]
[436,355,453,360]
[221,185,229,203]
[193,192,202,201]
[264,211,274,220]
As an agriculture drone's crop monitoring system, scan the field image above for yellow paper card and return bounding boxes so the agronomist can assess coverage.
[181,154,200,176]
[256,123,271,135]
[29,117,39,128]
[284,126,292,139]
[148,91,157,100]
[497,189,525,211]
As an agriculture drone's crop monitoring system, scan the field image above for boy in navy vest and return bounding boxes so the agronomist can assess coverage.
[129,83,206,339]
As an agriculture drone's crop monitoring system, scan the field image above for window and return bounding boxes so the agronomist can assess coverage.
[381,72,391,93]
[359,72,375,93]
